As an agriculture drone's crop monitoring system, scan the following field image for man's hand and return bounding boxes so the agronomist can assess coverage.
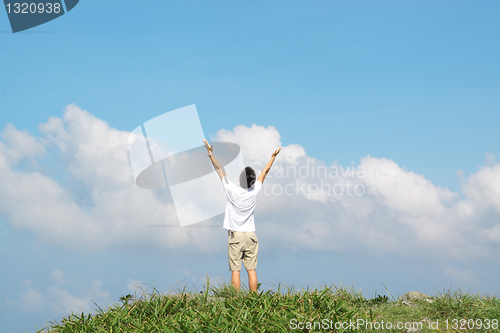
[203,139,225,179]
[258,147,282,184]
[203,139,213,155]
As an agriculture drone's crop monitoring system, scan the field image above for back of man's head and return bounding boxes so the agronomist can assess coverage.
[239,166,256,189]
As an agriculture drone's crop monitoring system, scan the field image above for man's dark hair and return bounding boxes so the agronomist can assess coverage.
[239,166,256,189]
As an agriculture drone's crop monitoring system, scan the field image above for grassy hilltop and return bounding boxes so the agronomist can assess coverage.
[42,280,499,333]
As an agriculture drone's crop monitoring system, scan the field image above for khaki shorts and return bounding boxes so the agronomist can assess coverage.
[228,230,258,271]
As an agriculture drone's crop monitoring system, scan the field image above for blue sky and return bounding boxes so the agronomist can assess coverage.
[1,1,499,332]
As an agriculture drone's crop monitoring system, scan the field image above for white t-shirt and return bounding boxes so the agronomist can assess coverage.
[221,177,263,232]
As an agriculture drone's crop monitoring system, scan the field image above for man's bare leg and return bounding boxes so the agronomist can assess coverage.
[247,269,258,292]
[231,271,241,290]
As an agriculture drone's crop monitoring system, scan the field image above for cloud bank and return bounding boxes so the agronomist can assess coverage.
[0,104,499,263]
[4,270,111,315]
[215,124,500,260]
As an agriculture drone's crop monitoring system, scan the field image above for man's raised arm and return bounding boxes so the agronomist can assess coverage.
[203,139,226,180]
[257,147,281,184]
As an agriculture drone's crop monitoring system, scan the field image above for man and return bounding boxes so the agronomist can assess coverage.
[203,139,281,292]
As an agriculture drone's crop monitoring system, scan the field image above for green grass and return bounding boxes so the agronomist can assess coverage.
[41,280,499,333]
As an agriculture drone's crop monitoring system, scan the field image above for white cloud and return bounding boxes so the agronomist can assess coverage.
[0,104,499,264]
[4,271,112,315]
[461,164,500,213]
[215,124,500,261]
[5,280,44,313]
[0,123,45,167]
[213,124,306,166]
[442,265,478,284]
[485,153,496,167]
[0,104,223,252]
[51,269,65,284]
[126,279,145,295]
